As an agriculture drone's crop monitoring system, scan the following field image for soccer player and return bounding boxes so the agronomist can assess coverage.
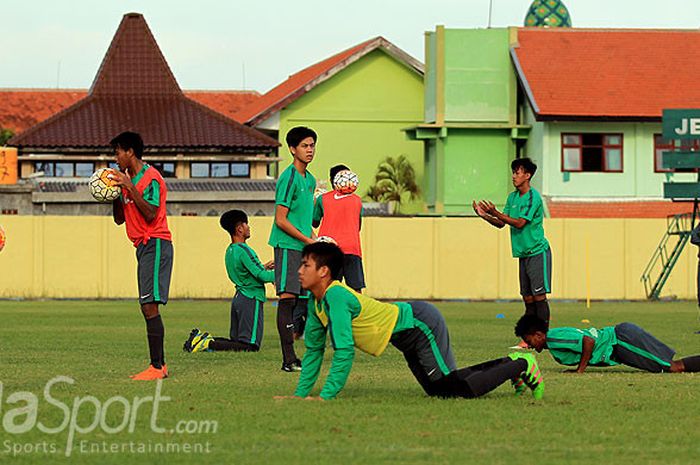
[312,164,365,292]
[110,131,173,381]
[279,242,545,401]
[473,158,552,343]
[515,314,700,374]
[183,210,274,353]
[268,126,317,372]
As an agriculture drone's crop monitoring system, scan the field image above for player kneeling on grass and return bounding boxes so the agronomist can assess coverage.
[184,210,274,353]
[279,242,545,401]
[515,314,700,374]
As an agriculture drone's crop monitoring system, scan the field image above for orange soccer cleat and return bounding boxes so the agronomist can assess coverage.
[130,364,168,381]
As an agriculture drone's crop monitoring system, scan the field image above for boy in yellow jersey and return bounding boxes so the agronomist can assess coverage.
[281,242,545,401]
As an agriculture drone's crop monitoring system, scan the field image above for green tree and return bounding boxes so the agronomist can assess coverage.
[365,155,420,213]
[0,128,14,146]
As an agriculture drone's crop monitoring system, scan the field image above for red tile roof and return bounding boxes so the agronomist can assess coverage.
[10,13,277,152]
[511,28,700,120]
[547,200,694,218]
[0,89,260,133]
[239,36,424,125]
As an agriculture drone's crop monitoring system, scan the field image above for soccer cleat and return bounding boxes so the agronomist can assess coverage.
[191,333,213,353]
[509,352,544,400]
[130,365,168,380]
[161,364,169,377]
[281,359,302,372]
[511,377,527,396]
[182,328,202,353]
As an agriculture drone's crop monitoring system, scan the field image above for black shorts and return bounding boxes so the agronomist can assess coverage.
[274,247,307,296]
[519,247,552,296]
[230,292,264,348]
[136,238,173,305]
[390,301,457,386]
[611,322,675,372]
[338,254,365,291]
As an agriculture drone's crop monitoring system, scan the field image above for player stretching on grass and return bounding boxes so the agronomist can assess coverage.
[277,242,545,401]
[184,210,274,353]
[111,131,173,380]
[474,158,552,346]
[313,164,365,292]
[268,126,317,372]
[515,314,700,373]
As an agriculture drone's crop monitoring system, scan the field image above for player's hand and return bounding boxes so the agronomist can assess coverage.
[109,169,133,191]
[472,200,485,217]
[480,200,497,215]
[273,395,302,400]
[303,396,325,402]
[264,260,274,270]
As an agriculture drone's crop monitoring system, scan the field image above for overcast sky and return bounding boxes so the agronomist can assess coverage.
[4,0,700,93]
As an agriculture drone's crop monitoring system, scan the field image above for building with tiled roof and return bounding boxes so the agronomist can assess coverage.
[409,25,700,218]
[243,36,426,214]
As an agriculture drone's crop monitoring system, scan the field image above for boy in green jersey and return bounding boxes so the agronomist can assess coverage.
[269,126,318,372]
[474,158,553,339]
[515,314,700,374]
[277,242,546,401]
[184,210,274,353]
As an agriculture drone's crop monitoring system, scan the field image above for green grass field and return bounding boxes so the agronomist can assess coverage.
[1,299,700,464]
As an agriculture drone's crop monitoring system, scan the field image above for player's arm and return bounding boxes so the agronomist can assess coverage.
[111,170,158,223]
[112,199,125,225]
[479,200,527,229]
[240,248,275,284]
[274,205,314,245]
[318,295,356,400]
[575,336,596,373]
[312,195,323,229]
[294,310,327,398]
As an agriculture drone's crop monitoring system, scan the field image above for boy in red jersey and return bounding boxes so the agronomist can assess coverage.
[313,164,365,292]
[110,132,173,381]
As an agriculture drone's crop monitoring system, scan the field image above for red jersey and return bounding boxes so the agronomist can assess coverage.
[313,191,362,257]
[122,165,171,246]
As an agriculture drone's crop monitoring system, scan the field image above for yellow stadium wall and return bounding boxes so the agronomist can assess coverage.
[0,216,696,300]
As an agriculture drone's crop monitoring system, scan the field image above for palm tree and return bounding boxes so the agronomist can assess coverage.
[366,155,420,213]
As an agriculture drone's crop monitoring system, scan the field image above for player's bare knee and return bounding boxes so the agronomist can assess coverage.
[533,294,547,302]
[522,295,535,304]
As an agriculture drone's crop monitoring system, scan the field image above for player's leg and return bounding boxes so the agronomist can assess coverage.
[292,294,308,339]
[439,356,532,398]
[275,247,301,371]
[611,322,676,372]
[526,248,552,328]
[520,257,536,315]
[343,254,366,293]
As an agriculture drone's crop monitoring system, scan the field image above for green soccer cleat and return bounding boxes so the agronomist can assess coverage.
[191,333,213,353]
[511,376,527,396]
[183,328,202,353]
[509,352,545,400]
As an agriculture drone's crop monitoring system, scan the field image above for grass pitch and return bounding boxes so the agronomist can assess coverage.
[1,299,699,464]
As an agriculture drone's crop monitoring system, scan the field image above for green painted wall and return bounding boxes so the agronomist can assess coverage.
[424,32,437,124]
[524,106,697,198]
[444,29,514,123]
[277,50,425,213]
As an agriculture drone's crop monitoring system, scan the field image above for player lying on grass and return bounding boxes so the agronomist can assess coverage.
[515,314,700,373]
[278,242,545,401]
[184,210,274,353]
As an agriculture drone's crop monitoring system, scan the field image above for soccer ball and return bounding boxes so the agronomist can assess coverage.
[89,168,121,203]
[333,170,359,195]
[0,225,5,252]
[316,236,337,245]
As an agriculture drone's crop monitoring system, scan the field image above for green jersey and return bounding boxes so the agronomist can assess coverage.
[503,187,549,258]
[294,282,414,400]
[268,164,316,251]
[225,243,274,302]
[546,326,619,367]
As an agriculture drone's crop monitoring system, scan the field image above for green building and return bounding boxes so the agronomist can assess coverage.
[238,37,426,213]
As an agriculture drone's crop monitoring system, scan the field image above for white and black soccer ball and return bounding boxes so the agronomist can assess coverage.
[333,169,359,195]
[89,168,122,203]
[315,236,337,245]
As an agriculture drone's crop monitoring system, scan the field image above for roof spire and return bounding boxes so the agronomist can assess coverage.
[524,0,572,28]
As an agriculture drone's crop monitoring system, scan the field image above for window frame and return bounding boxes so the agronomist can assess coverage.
[189,162,250,178]
[653,133,700,173]
[34,161,95,178]
[561,133,624,173]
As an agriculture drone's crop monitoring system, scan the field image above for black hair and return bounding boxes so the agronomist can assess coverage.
[219,209,248,235]
[301,242,344,280]
[110,131,144,159]
[330,164,350,186]
[514,314,549,338]
[285,126,317,148]
[511,157,537,177]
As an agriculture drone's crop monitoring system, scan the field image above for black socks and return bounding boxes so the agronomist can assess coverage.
[209,338,258,352]
[277,298,297,364]
[145,314,165,369]
[534,300,550,329]
[292,297,308,336]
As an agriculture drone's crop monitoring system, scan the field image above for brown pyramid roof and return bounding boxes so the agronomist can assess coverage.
[11,13,278,153]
